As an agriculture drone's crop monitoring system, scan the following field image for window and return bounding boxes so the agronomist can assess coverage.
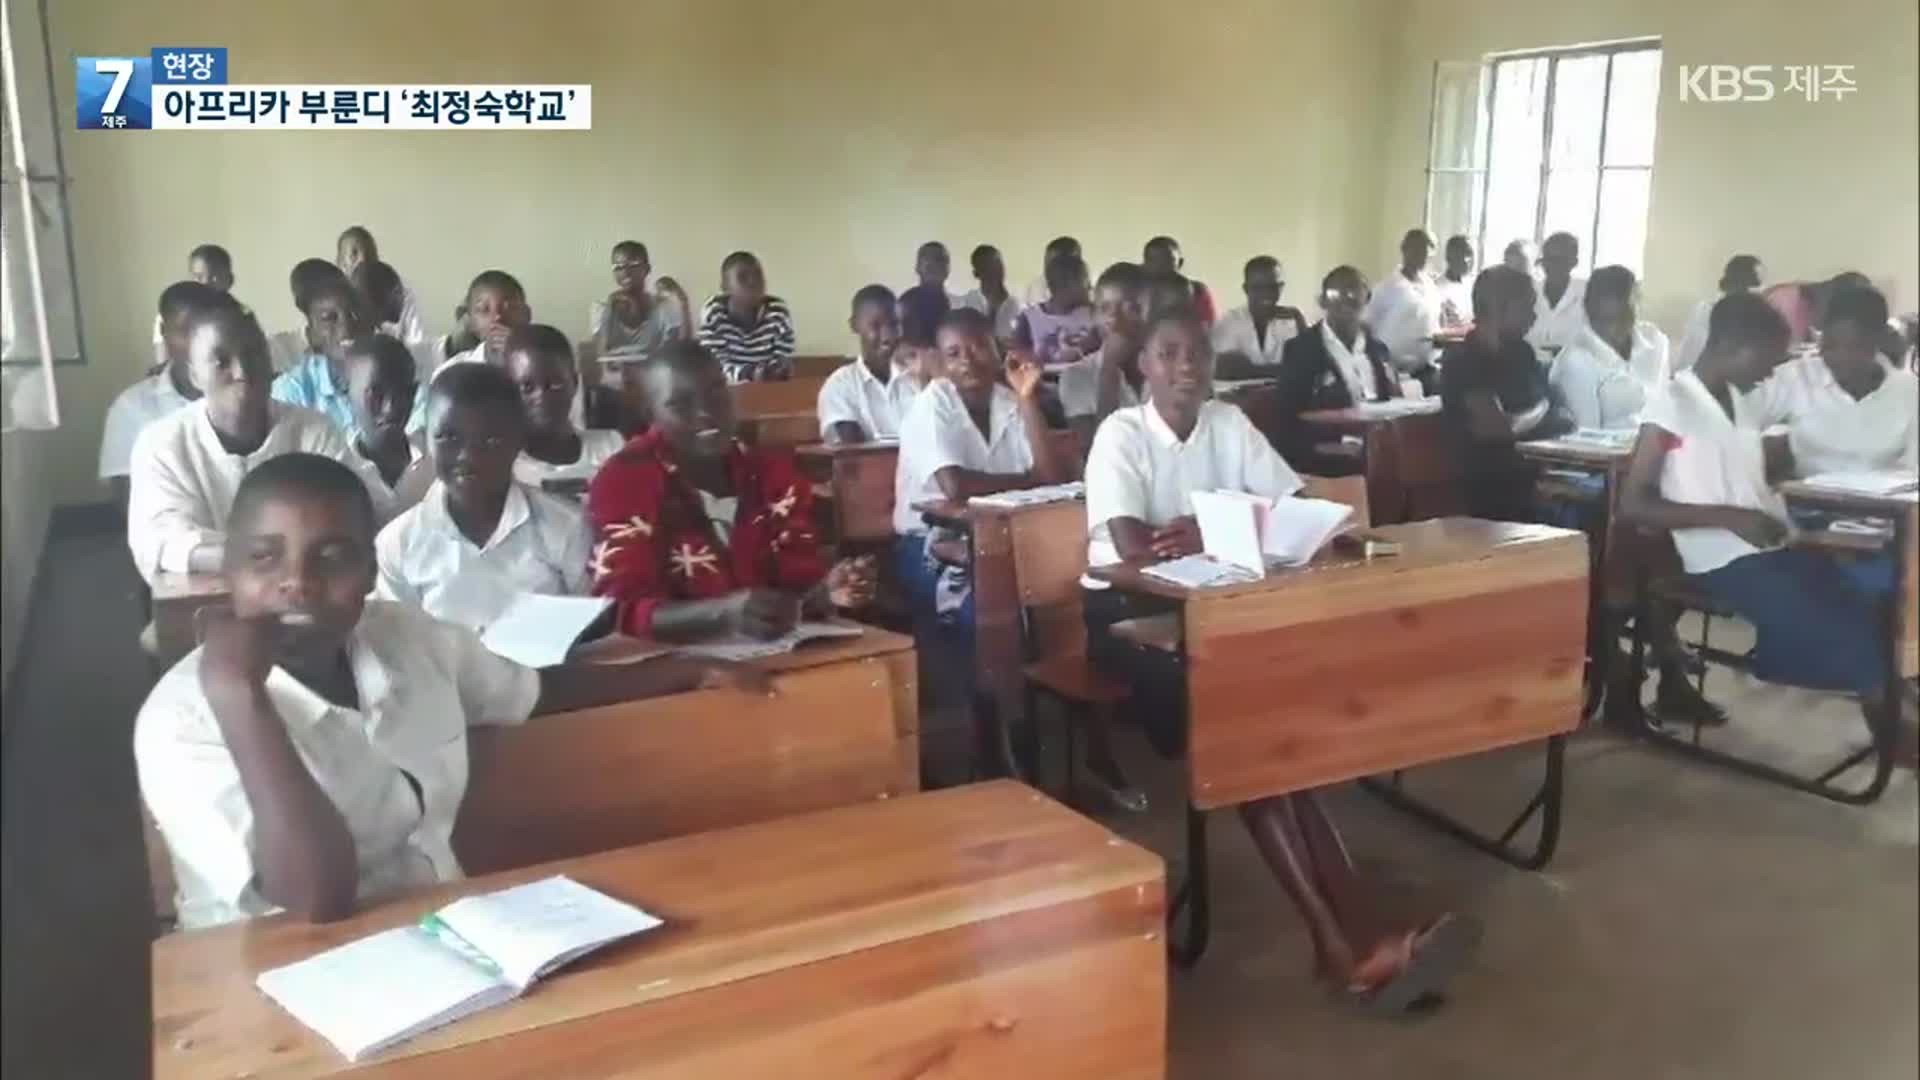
[1425,40,1662,277]
[2,0,86,431]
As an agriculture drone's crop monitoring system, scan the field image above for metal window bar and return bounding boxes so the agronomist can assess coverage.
[1,0,59,426]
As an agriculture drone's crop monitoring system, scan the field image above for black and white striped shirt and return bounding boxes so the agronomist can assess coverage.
[696,295,796,383]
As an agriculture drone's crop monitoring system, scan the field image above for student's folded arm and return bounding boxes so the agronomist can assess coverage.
[583,458,672,639]
[765,462,829,591]
[824,420,868,445]
[1105,517,1160,563]
[931,465,1040,500]
[1461,389,1524,443]
[199,684,362,922]
[130,455,222,579]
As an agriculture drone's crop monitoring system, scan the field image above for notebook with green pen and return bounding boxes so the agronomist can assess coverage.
[255,875,662,1062]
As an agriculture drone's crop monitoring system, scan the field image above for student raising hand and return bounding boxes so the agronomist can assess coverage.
[819,553,878,611]
[196,606,282,699]
[1005,347,1046,398]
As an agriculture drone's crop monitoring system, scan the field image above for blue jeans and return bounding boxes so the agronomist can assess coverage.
[893,532,974,632]
[1693,548,1896,696]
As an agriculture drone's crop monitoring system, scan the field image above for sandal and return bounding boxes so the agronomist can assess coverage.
[1349,913,1482,1016]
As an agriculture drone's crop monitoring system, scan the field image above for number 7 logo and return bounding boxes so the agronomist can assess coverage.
[75,56,151,130]
[94,59,134,112]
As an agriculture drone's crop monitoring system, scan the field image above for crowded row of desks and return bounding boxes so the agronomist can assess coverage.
[145,368,1912,1076]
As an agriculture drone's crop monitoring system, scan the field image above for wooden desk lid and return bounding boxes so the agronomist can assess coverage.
[153,782,1160,1078]
[1092,517,1584,602]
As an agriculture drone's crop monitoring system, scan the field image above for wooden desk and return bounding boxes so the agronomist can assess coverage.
[1519,437,1635,714]
[150,572,230,662]
[1094,518,1587,962]
[732,375,827,448]
[1779,481,1920,678]
[154,782,1167,1079]
[797,441,899,545]
[1299,402,1461,525]
[454,629,919,876]
[1215,378,1283,449]
[909,497,1089,731]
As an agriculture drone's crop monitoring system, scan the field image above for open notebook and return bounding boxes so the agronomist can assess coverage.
[1140,494,1354,589]
[670,620,865,662]
[1798,469,1920,501]
[968,481,1085,509]
[256,876,661,1063]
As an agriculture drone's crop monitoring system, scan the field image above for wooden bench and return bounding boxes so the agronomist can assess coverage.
[454,630,919,875]
[153,781,1168,1079]
[149,572,230,665]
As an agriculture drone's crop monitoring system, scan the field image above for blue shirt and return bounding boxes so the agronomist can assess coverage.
[271,351,429,439]
[270,354,357,437]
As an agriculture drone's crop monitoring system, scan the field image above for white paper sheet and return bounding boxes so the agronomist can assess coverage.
[1191,490,1269,576]
[1799,469,1920,500]
[672,621,864,662]
[1260,497,1355,566]
[478,594,612,668]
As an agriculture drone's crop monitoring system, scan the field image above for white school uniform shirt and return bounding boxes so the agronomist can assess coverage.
[1057,347,1145,420]
[1084,399,1303,578]
[134,599,539,930]
[1209,305,1300,368]
[816,357,922,440]
[1527,276,1589,355]
[375,480,593,632]
[1547,321,1671,431]
[266,329,306,373]
[98,370,194,480]
[1363,269,1443,373]
[1638,371,1787,575]
[389,285,429,349]
[1672,297,1716,373]
[1321,322,1381,405]
[1435,274,1474,330]
[960,290,1024,342]
[127,401,354,585]
[435,344,588,430]
[511,428,627,487]
[150,314,169,372]
[893,379,1035,534]
[346,434,435,526]
[1744,355,1920,476]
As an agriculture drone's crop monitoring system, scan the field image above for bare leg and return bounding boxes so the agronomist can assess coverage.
[1239,797,1358,979]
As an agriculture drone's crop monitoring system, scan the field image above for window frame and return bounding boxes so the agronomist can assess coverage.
[1424,37,1662,271]
[1,0,87,377]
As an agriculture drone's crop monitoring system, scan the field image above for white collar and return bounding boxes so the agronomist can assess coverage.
[259,617,397,728]
[192,400,282,460]
[1574,325,1629,371]
[852,355,910,390]
[1143,399,1211,450]
[1673,370,1741,432]
[424,480,533,552]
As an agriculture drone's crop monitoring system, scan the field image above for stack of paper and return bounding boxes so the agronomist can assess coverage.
[1140,554,1262,589]
[256,876,661,1063]
[1799,469,1920,500]
[1561,428,1637,450]
[672,620,865,662]
[969,482,1086,509]
[1354,398,1441,419]
[1190,491,1355,575]
[478,595,613,668]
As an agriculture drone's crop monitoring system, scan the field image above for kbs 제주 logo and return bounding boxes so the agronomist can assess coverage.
[76,46,590,131]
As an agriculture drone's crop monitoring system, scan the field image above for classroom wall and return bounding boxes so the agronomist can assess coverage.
[1,429,56,699]
[1376,0,1920,334]
[38,0,1398,508]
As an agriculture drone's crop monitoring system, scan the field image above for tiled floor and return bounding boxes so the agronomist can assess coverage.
[3,529,1914,1078]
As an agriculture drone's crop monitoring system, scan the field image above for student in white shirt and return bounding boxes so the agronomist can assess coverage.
[442,270,532,370]
[350,258,430,352]
[1673,254,1763,373]
[1082,306,1479,1011]
[959,244,1022,344]
[819,284,921,442]
[102,281,216,506]
[588,240,692,371]
[1749,284,1919,476]
[268,259,351,374]
[1058,262,1151,450]
[1548,265,1672,430]
[336,226,425,346]
[1619,293,1906,753]
[892,308,1071,628]
[1435,235,1476,332]
[376,363,593,632]
[127,301,354,585]
[149,245,237,371]
[135,454,760,929]
[1212,255,1307,378]
[1363,229,1444,386]
[1526,231,1588,355]
[340,334,433,525]
[504,324,626,489]
[909,241,970,311]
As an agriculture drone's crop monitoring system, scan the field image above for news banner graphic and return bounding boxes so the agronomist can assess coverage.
[77,47,590,131]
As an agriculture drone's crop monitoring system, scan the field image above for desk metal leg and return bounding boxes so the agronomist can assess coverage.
[1167,803,1212,969]
[1626,574,1898,806]
[1358,735,1566,871]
